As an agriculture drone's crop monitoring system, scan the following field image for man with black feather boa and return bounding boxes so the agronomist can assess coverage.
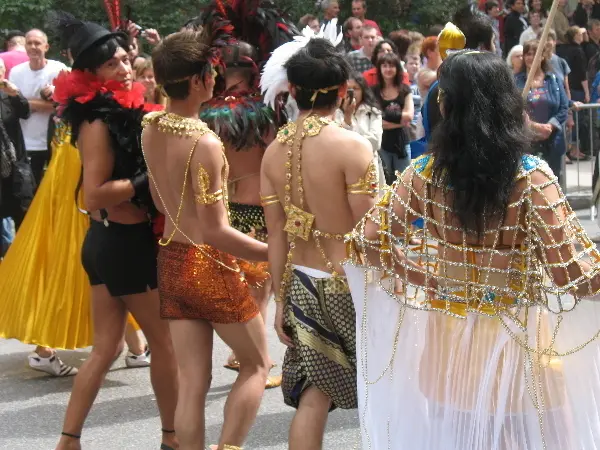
[49,12,178,450]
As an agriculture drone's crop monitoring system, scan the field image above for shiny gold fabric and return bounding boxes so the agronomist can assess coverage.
[229,202,270,287]
[0,124,93,349]
[158,240,259,323]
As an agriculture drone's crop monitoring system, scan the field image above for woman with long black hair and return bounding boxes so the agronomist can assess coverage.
[373,53,413,184]
[345,50,600,449]
[49,14,177,450]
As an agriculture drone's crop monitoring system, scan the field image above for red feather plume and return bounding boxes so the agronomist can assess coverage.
[102,0,122,31]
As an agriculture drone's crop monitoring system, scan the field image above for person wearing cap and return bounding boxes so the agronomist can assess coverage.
[0,30,29,78]
[44,12,177,450]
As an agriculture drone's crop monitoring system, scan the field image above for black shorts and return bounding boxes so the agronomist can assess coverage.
[82,219,158,297]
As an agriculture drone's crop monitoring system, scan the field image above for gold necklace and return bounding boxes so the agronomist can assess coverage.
[142,111,240,273]
[142,111,210,137]
[275,113,344,302]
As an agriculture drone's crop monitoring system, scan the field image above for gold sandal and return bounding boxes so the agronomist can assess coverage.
[223,361,277,373]
[209,445,243,450]
[265,374,282,389]
[223,359,240,372]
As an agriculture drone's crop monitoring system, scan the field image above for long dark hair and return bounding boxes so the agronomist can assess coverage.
[431,51,529,236]
[371,39,398,66]
[349,71,378,109]
[376,53,410,96]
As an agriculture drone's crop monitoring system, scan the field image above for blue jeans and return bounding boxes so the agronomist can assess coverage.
[380,145,411,184]
[1,217,15,257]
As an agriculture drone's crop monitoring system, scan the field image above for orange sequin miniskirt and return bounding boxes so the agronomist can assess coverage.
[157,241,259,323]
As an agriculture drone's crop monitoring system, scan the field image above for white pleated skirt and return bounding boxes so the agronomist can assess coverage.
[344,264,600,450]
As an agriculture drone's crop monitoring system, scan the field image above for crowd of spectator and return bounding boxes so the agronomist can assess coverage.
[4,0,600,249]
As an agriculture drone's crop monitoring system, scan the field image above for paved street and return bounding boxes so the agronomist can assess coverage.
[0,302,360,450]
[1,161,599,450]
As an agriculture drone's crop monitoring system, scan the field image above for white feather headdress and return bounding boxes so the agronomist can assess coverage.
[260,19,344,109]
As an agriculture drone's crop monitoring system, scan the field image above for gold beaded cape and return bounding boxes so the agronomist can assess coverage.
[343,154,600,450]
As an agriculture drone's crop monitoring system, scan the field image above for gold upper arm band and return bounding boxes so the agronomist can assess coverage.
[347,161,379,197]
[195,164,224,205]
[260,194,280,207]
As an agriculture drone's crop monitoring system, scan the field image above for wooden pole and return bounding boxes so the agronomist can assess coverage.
[521,0,561,99]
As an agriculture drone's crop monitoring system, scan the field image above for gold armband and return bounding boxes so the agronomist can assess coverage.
[347,161,379,197]
[260,193,280,207]
[195,164,224,205]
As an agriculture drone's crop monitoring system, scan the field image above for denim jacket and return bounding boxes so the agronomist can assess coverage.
[514,71,569,130]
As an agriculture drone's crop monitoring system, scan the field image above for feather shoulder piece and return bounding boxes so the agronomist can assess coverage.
[260,18,343,108]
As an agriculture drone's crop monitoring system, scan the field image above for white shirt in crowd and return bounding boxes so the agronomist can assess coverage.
[334,103,385,184]
[9,59,67,151]
[519,26,540,46]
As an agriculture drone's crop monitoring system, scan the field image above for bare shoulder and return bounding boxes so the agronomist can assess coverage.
[80,118,109,134]
[326,125,373,161]
[79,119,110,148]
[190,128,225,167]
[196,128,223,152]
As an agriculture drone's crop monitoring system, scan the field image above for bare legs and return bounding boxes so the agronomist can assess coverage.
[169,320,213,449]
[289,386,332,450]
[171,315,269,450]
[124,290,178,448]
[227,280,275,367]
[55,286,127,450]
[55,287,177,450]
[124,319,146,355]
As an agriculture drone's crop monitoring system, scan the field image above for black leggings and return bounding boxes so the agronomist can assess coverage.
[82,219,158,297]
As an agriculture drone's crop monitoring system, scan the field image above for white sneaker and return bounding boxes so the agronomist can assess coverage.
[125,347,151,368]
[28,353,78,377]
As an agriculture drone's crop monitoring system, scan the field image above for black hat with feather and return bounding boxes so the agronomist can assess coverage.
[47,11,127,69]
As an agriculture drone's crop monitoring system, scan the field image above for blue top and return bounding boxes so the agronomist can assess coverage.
[422,80,438,141]
[526,86,550,125]
[514,72,569,130]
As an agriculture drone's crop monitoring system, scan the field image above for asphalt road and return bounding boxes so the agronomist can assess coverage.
[0,301,360,450]
[2,209,599,450]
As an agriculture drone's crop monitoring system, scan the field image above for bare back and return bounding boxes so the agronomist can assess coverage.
[226,144,264,205]
[142,117,225,246]
[262,116,377,273]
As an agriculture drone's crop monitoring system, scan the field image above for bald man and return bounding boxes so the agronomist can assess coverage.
[9,29,66,187]
[0,30,28,78]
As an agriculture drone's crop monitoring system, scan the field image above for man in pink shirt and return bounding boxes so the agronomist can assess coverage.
[352,0,382,36]
[0,31,29,78]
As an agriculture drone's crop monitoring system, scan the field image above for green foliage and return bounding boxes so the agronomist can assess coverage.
[1,0,469,53]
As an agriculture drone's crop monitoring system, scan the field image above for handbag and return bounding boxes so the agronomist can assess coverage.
[0,110,16,179]
[0,95,36,221]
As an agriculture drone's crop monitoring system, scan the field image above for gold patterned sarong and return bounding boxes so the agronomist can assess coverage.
[282,268,357,410]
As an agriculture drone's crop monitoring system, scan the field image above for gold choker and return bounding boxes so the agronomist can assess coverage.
[142,111,210,138]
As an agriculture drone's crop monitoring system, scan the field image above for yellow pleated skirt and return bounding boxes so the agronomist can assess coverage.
[0,125,93,349]
[0,123,142,349]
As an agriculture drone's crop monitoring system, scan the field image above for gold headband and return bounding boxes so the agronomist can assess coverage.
[297,84,341,102]
[158,68,218,98]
